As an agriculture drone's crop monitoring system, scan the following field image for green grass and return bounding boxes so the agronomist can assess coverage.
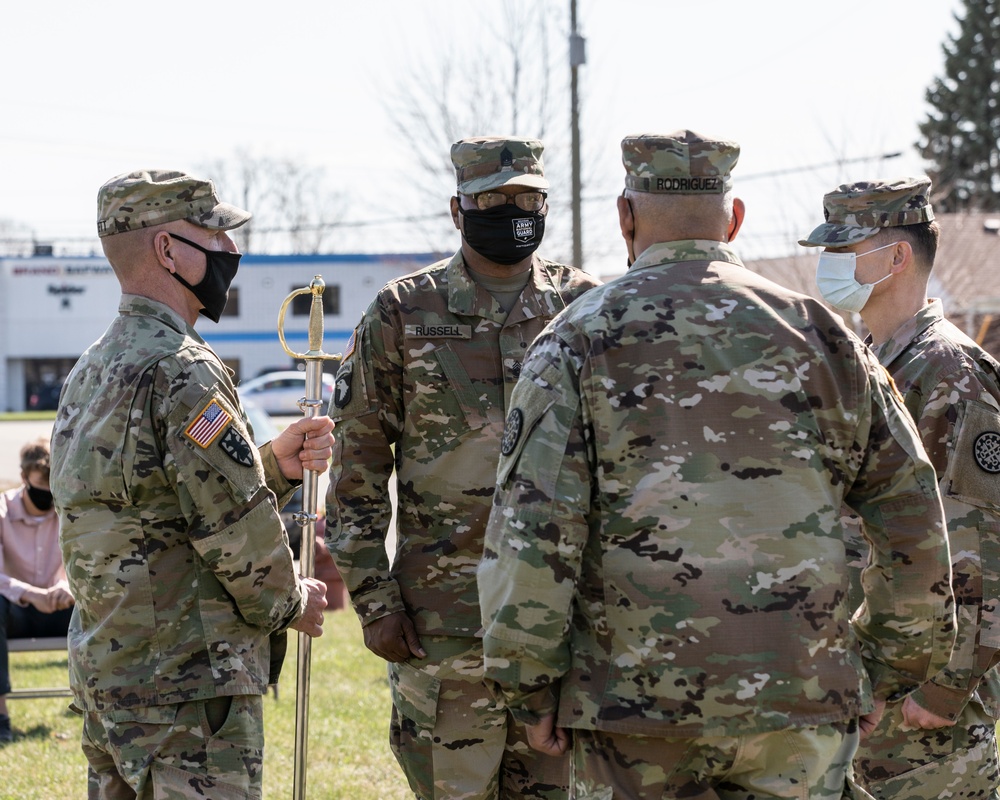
[0,412,56,422]
[0,612,411,800]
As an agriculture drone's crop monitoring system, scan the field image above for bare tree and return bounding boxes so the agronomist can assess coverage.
[200,150,347,254]
[0,219,35,257]
[380,2,567,252]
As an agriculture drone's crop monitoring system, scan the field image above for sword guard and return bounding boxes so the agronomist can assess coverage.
[277,275,340,363]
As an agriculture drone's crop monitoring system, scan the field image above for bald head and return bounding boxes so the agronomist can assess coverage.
[630,190,734,240]
[101,226,158,285]
[619,188,743,261]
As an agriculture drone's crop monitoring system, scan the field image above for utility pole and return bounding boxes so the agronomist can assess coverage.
[569,0,585,270]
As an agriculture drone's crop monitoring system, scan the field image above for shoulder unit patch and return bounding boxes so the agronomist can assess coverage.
[500,408,524,456]
[219,426,254,467]
[333,360,354,409]
[974,430,1000,474]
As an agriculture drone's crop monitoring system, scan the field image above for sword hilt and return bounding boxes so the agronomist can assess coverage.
[277,275,336,362]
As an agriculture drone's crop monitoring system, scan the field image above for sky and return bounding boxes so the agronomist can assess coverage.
[0,0,964,278]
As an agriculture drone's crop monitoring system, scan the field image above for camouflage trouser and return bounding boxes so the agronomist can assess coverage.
[388,635,568,799]
[80,695,264,799]
[569,719,861,800]
[853,698,1000,799]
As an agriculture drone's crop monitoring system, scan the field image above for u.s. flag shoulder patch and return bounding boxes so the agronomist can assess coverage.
[343,326,358,359]
[185,398,232,448]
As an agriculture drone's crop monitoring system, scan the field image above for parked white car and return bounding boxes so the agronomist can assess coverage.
[238,370,336,415]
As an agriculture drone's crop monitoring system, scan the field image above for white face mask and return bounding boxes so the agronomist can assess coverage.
[815,242,898,314]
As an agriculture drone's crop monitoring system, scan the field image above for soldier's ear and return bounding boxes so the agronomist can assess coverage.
[727,197,746,243]
[890,240,913,274]
[450,196,462,231]
[153,230,176,273]
[617,193,634,241]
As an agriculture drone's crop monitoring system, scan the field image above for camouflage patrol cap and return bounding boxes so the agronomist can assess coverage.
[96,169,252,238]
[799,177,934,247]
[451,137,549,195]
[621,130,739,194]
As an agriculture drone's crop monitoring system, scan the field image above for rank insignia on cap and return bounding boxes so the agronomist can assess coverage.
[974,430,1000,474]
[500,408,523,456]
[185,399,232,448]
[500,147,514,168]
[219,426,254,467]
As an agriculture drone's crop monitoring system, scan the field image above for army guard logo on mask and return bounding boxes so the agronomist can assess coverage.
[219,427,254,467]
[512,217,536,242]
[974,430,1000,474]
[500,408,523,456]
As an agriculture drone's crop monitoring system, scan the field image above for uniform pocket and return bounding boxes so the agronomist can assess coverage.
[864,739,999,800]
[496,368,560,489]
[179,392,264,503]
[946,399,1000,512]
[388,659,442,729]
[405,342,490,457]
[330,325,376,421]
[201,695,233,737]
[151,761,255,800]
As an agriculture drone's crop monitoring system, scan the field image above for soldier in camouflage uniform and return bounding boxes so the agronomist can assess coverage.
[325,137,601,799]
[478,131,957,800]
[50,170,332,800]
[802,178,1000,799]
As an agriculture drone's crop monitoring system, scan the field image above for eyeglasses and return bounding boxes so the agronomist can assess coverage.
[462,190,547,212]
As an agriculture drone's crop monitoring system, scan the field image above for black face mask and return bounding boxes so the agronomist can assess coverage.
[168,233,242,322]
[459,203,545,266]
[26,483,53,512]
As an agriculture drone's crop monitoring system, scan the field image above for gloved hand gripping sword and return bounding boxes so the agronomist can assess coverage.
[277,276,339,800]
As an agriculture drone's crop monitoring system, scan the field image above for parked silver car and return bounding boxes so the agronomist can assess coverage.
[238,370,335,415]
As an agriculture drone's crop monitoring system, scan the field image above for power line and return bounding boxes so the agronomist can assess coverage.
[741,151,903,181]
[2,152,906,247]
[580,151,906,202]
[1,212,454,245]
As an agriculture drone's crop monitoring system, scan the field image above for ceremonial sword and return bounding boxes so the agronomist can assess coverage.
[277,275,339,800]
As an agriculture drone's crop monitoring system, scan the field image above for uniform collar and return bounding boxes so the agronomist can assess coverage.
[630,239,745,272]
[446,251,561,322]
[119,294,205,343]
[871,299,944,367]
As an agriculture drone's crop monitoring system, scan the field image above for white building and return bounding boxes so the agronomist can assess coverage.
[0,251,443,412]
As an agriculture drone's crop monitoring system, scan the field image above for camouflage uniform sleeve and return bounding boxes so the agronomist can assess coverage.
[325,295,406,627]
[846,353,956,701]
[908,375,1000,720]
[258,440,302,510]
[479,331,590,723]
[158,359,305,632]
